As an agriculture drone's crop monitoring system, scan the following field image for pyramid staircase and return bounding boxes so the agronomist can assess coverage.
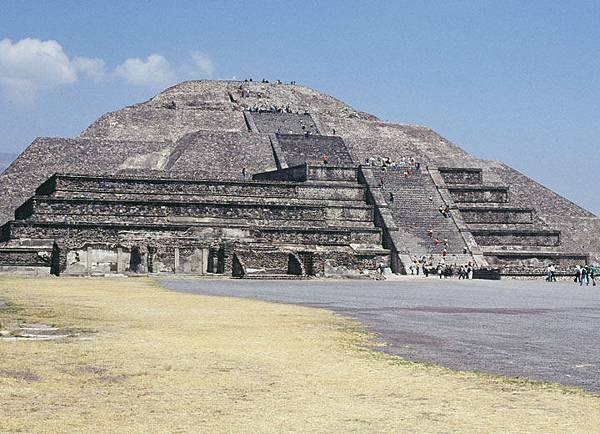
[370,167,476,268]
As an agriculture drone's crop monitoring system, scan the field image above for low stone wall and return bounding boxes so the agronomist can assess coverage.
[0,248,51,267]
[275,134,353,167]
[314,250,388,277]
[306,165,357,182]
[55,242,212,276]
[4,221,382,248]
[449,186,509,203]
[253,164,309,181]
[253,164,358,183]
[459,207,533,224]
[41,174,367,202]
[472,230,560,247]
[438,167,483,185]
[233,248,292,275]
[485,251,589,275]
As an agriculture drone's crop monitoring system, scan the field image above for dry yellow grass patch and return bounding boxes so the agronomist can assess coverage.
[0,277,598,433]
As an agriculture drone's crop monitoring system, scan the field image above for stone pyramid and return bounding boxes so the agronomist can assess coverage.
[0,80,596,277]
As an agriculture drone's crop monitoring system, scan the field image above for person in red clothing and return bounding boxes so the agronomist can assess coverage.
[322,154,329,165]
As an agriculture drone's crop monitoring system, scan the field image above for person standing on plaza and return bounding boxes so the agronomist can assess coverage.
[580,265,589,286]
[575,264,582,283]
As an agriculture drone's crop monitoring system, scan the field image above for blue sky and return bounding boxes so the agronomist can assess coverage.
[1,0,598,214]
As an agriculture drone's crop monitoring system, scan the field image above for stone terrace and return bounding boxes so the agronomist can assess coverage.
[248,112,320,135]
[275,134,354,167]
[165,131,277,179]
[438,167,588,274]
[0,166,389,277]
[0,138,176,225]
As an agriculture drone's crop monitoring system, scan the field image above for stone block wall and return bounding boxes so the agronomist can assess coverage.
[253,164,358,183]
[448,186,509,203]
[0,248,51,267]
[439,167,483,185]
[81,106,247,142]
[166,131,277,179]
[485,252,588,275]
[0,138,175,225]
[275,134,353,167]
[459,207,533,224]
[41,174,367,203]
[471,230,560,247]
[249,112,319,135]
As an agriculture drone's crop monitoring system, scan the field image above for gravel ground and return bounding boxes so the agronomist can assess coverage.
[162,277,600,393]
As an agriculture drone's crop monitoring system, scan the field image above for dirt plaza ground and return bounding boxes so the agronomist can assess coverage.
[1,277,599,433]
[165,277,600,393]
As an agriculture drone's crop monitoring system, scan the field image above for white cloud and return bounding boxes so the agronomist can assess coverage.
[0,38,77,103]
[0,37,217,103]
[73,56,107,82]
[115,54,177,87]
[190,51,215,76]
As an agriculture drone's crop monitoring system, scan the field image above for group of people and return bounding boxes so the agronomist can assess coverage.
[574,264,597,286]
[426,228,467,258]
[246,104,306,114]
[242,78,291,84]
[545,263,598,285]
[438,205,451,218]
[407,256,477,279]
[366,155,422,178]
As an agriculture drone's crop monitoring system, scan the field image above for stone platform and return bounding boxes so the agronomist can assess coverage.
[0,164,389,278]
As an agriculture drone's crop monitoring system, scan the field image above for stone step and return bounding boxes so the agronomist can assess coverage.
[458,206,534,224]
[483,250,589,275]
[248,111,320,135]
[447,185,509,203]
[38,174,367,202]
[2,220,383,247]
[16,196,375,224]
[467,223,543,231]
[438,167,483,185]
[377,169,472,262]
[22,214,377,229]
[472,228,561,247]
[49,191,368,208]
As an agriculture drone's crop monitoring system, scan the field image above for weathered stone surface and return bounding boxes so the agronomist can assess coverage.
[0,138,175,225]
[439,167,483,185]
[249,112,319,135]
[274,134,353,167]
[166,131,276,178]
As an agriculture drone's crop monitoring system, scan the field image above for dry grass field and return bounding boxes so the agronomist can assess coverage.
[1,277,599,433]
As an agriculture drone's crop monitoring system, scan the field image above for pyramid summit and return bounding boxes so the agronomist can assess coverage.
[0,79,597,277]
